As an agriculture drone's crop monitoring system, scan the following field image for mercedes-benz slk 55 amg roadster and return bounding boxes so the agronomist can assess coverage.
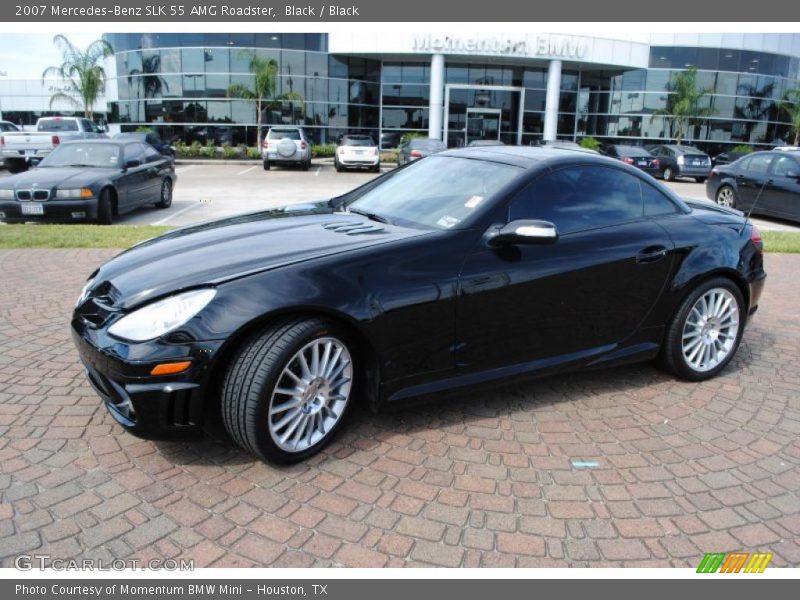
[72,146,766,463]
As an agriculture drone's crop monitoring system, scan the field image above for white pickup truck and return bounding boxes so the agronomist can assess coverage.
[0,117,106,173]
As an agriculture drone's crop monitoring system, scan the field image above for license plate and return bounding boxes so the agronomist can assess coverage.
[21,203,43,215]
[24,150,36,157]
[637,160,647,166]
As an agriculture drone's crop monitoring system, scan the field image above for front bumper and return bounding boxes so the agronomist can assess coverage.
[0,199,98,222]
[71,319,223,439]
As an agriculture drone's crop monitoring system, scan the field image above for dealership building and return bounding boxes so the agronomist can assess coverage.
[102,32,800,150]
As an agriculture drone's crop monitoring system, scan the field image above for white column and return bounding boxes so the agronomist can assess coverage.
[428,53,445,141]
[543,59,562,142]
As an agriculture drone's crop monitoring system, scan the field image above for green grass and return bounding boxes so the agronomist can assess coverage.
[0,224,174,248]
[762,231,800,253]
[0,223,798,252]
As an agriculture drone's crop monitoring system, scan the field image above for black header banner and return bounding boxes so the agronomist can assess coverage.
[2,0,800,22]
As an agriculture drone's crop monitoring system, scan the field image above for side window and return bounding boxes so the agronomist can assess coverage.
[509,166,644,234]
[771,155,799,177]
[143,145,162,162]
[743,153,773,176]
[82,119,97,133]
[123,143,145,165]
[642,182,679,216]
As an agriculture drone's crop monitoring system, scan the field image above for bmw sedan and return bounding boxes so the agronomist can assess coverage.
[72,146,766,463]
[707,150,800,224]
[0,140,176,224]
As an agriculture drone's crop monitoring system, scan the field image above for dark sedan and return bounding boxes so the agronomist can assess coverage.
[604,145,660,177]
[72,146,765,463]
[397,138,446,166]
[648,144,712,182]
[0,140,176,224]
[113,131,175,158]
[707,150,800,223]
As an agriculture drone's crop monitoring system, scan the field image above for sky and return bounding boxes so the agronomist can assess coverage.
[0,33,101,78]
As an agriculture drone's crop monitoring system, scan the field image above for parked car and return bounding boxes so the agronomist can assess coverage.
[113,131,175,158]
[711,151,750,167]
[648,144,711,182]
[707,150,800,223]
[0,117,106,173]
[0,139,176,225]
[467,140,505,147]
[542,140,599,154]
[379,131,402,149]
[603,145,660,177]
[262,127,311,171]
[334,135,380,172]
[72,146,765,463]
[773,146,800,152]
[0,121,21,168]
[397,138,446,166]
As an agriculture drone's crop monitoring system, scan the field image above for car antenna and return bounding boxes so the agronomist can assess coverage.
[738,176,769,236]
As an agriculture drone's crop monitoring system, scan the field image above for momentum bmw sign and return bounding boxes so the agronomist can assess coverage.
[412,34,587,59]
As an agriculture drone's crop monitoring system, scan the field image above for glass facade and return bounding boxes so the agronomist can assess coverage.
[103,34,800,152]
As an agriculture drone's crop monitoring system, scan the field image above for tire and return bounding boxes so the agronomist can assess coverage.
[715,185,737,209]
[660,277,745,382]
[96,189,113,225]
[696,177,707,183]
[6,161,27,174]
[155,179,172,209]
[263,159,270,171]
[302,160,310,171]
[372,163,381,173]
[221,317,357,464]
[662,167,675,182]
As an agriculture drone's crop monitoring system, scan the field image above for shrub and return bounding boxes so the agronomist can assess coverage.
[730,144,754,154]
[188,141,202,158]
[400,132,426,146]
[135,126,153,134]
[222,144,240,159]
[246,146,261,160]
[579,137,602,151]
[312,144,337,158]
[199,142,217,159]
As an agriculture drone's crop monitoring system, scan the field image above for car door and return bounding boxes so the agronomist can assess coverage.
[735,153,776,214]
[456,165,675,374]
[119,143,148,210]
[141,144,166,203]
[766,153,800,220]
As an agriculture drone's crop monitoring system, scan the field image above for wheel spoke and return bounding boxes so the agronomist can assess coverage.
[271,398,300,416]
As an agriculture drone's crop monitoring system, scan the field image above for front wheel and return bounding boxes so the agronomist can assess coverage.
[221,317,356,463]
[660,278,745,381]
[96,189,113,225]
[716,185,737,209]
[155,179,172,209]
[662,167,675,182]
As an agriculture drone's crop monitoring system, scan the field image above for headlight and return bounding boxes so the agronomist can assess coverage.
[75,278,95,308]
[0,189,14,199]
[57,188,93,199]
[677,155,685,166]
[108,288,216,342]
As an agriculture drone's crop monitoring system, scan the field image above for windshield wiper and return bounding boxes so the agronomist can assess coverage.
[347,207,390,224]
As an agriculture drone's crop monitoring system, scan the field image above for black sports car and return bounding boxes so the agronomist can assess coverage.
[72,146,766,463]
[0,140,176,225]
[707,150,800,224]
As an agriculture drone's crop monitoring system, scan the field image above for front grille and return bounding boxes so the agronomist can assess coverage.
[15,189,49,201]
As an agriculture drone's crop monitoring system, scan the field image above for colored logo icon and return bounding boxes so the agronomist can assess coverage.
[696,552,773,573]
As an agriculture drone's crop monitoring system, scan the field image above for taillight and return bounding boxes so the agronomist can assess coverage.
[653,159,659,168]
[622,157,634,164]
[300,141,307,150]
[261,138,268,149]
[711,168,718,175]
[0,136,4,146]
[750,224,763,254]
[410,150,422,158]
[52,135,60,146]
[373,147,379,156]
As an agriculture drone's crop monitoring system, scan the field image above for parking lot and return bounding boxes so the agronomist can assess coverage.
[0,247,799,567]
[3,161,798,232]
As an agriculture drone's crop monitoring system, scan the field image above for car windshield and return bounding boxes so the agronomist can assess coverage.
[342,136,375,147]
[268,129,301,140]
[39,143,121,168]
[37,119,79,132]
[346,156,521,230]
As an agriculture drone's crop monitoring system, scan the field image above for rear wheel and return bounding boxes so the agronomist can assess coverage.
[372,163,381,173]
[696,177,707,183]
[155,179,172,209]
[96,189,113,225]
[221,317,356,463]
[662,167,675,181]
[302,160,310,171]
[660,278,745,381]
[263,159,270,171]
[715,185,737,209]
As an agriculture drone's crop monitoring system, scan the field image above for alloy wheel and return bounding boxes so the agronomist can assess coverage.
[267,337,352,453]
[681,287,740,373]
[716,187,735,208]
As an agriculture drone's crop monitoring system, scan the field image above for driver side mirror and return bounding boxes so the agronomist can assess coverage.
[124,159,141,169]
[486,219,558,247]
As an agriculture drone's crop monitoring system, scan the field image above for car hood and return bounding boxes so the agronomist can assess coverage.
[1,167,116,189]
[91,203,433,309]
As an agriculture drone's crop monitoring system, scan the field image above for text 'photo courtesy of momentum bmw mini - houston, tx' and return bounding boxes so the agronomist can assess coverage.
[72,146,766,463]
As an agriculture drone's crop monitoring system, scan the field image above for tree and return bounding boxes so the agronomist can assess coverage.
[42,35,113,118]
[779,88,800,146]
[651,67,715,145]
[226,50,278,147]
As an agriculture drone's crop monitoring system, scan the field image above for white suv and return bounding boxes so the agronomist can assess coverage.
[335,135,380,172]
[262,127,312,171]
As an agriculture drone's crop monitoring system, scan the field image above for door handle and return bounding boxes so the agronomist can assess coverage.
[636,245,668,264]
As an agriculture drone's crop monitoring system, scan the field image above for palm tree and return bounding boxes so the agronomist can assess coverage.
[779,88,800,146]
[42,35,113,118]
[226,50,278,147]
[735,82,774,144]
[129,53,169,99]
[651,67,715,145]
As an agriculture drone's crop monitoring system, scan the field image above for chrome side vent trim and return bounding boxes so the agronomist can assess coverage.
[322,221,386,235]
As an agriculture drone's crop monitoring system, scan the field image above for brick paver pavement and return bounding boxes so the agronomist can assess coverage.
[1,249,798,568]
